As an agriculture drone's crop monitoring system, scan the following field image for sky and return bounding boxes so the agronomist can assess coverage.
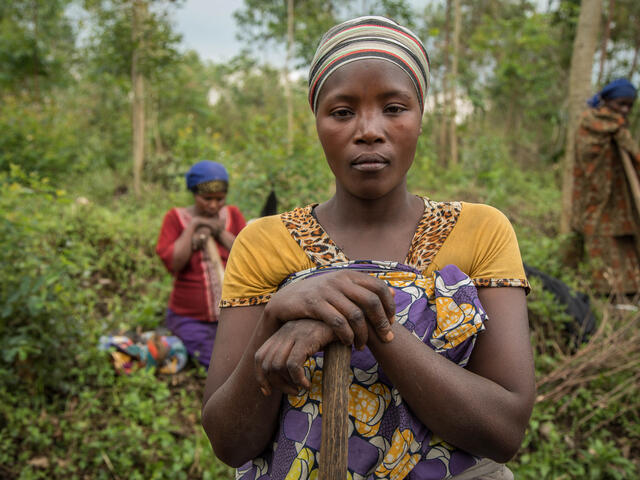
[174,0,284,65]
[173,0,443,66]
[173,0,552,66]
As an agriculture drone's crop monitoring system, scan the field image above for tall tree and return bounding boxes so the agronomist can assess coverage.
[285,0,294,156]
[233,0,415,67]
[449,0,461,166]
[131,0,147,196]
[560,0,603,234]
[82,0,182,180]
[597,0,614,85]
[0,0,76,96]
[439,0,452,167]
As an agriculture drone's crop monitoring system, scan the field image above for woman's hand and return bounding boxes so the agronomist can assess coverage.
[263,270,396,350]
[190,216,224,250]
[191,225,212,250]
[254,319,335,396]
[192,216,224,236]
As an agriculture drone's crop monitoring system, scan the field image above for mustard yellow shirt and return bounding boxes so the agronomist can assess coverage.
[221,197,528,307]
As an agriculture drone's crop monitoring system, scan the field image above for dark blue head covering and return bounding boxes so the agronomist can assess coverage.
[185,160,229,192]
[587,78,637,107]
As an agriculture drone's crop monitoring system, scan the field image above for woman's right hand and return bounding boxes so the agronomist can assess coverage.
[192,216,224,237]
[254,319,336,396]
[263,270,396,351]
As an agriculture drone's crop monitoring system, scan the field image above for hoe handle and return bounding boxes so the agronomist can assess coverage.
[318,342,351,479]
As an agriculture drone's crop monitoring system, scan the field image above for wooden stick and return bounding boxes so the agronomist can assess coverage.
[205,236,225,283]
[319,342,351,479]
[618,145,640,216]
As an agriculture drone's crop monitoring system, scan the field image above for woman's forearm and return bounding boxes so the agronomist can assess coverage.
[171,222,198,272]
[368,326,531,462]
[202,313,283,467]
[215,229,236,251]
[367,288,535,462]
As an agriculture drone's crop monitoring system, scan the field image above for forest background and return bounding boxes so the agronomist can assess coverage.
[1,0,639,478]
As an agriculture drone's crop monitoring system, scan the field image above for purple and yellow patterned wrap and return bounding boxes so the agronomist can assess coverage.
[238,261,487,480]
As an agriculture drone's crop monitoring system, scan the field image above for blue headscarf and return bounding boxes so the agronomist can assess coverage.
[587,78,637,107]
[185,160,229,192]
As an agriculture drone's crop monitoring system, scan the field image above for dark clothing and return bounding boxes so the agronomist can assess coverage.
[572,106,640,293]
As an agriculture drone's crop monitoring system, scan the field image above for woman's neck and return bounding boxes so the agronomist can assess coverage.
[314,182,425,262]
[319,183,420,228]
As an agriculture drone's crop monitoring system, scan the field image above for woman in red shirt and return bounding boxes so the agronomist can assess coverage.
[156,160,246,367]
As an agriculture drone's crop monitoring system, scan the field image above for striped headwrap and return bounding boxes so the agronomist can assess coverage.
[308,16,430,115]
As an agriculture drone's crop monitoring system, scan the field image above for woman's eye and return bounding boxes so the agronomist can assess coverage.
[385,105,406,114]
[331,108,353,118]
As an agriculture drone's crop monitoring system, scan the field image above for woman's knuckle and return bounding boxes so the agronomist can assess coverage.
[364,295,380,311]
[348,309,364,324]
[329,315,344,328]
[254,351,263,366]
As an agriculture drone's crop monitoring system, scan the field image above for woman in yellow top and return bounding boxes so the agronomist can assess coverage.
[202,16,534,480]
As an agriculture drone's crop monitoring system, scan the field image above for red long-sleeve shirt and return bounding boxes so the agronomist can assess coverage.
[156,206,246,321]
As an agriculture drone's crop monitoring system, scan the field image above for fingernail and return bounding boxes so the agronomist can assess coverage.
[260,386,270,396]
[385,331,394,342]
[388,287,396,296]
[390,315,396,324]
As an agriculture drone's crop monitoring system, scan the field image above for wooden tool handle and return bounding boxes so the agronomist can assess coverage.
[205,236,225,282]
[618,146,640,216]
[319,342,351,479]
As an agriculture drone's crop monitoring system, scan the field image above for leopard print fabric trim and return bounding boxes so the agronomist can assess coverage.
[220,294,272,308]
[280,198,461,272]
[405,198,462,272]
[280,204,349,266]
[474,278,531,291]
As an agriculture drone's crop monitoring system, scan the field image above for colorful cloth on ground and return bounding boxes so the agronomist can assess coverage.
[185,160,229,192]
[571,106,640,293]
[98,330,187,374]
[308,16,430,114]
[221,197,529,308]
[236,261,487,480]
[165,308,218,368]
[156,205,246,322]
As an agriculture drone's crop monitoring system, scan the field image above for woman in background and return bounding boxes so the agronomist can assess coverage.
[572,78,640,295]
[156,160,246,368]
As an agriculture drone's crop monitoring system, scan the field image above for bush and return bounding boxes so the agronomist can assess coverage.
[0,167,233,479]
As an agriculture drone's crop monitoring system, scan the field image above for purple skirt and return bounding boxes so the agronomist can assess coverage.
[165,309,218,368]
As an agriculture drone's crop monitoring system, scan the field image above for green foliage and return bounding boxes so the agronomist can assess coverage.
[0,0,76,94]
[0,166,85,396]
[0,166,235,478]
[0,96,83,176]
[1,0,640,478]
[469,8,565,153]
[233,0,416,67]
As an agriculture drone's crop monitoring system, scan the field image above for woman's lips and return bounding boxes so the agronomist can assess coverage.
[351,154,389,172]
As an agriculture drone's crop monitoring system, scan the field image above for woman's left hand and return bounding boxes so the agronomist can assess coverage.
[254,319,336,396]
[191,225,212,250]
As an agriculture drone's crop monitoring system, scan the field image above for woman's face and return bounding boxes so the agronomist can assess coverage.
[194,191,226,217]
[604,96,635,118]
[315,59,422,200]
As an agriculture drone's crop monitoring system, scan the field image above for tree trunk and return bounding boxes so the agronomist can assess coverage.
[132,0,146,197]
[32,0,40,100]
[449,0,461,167]
[597,0,614,86]
[629,34,640,78]
[149,91,165,161]
[560,0,603,234]
[284,0,294,157]
[439,0,451,167]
